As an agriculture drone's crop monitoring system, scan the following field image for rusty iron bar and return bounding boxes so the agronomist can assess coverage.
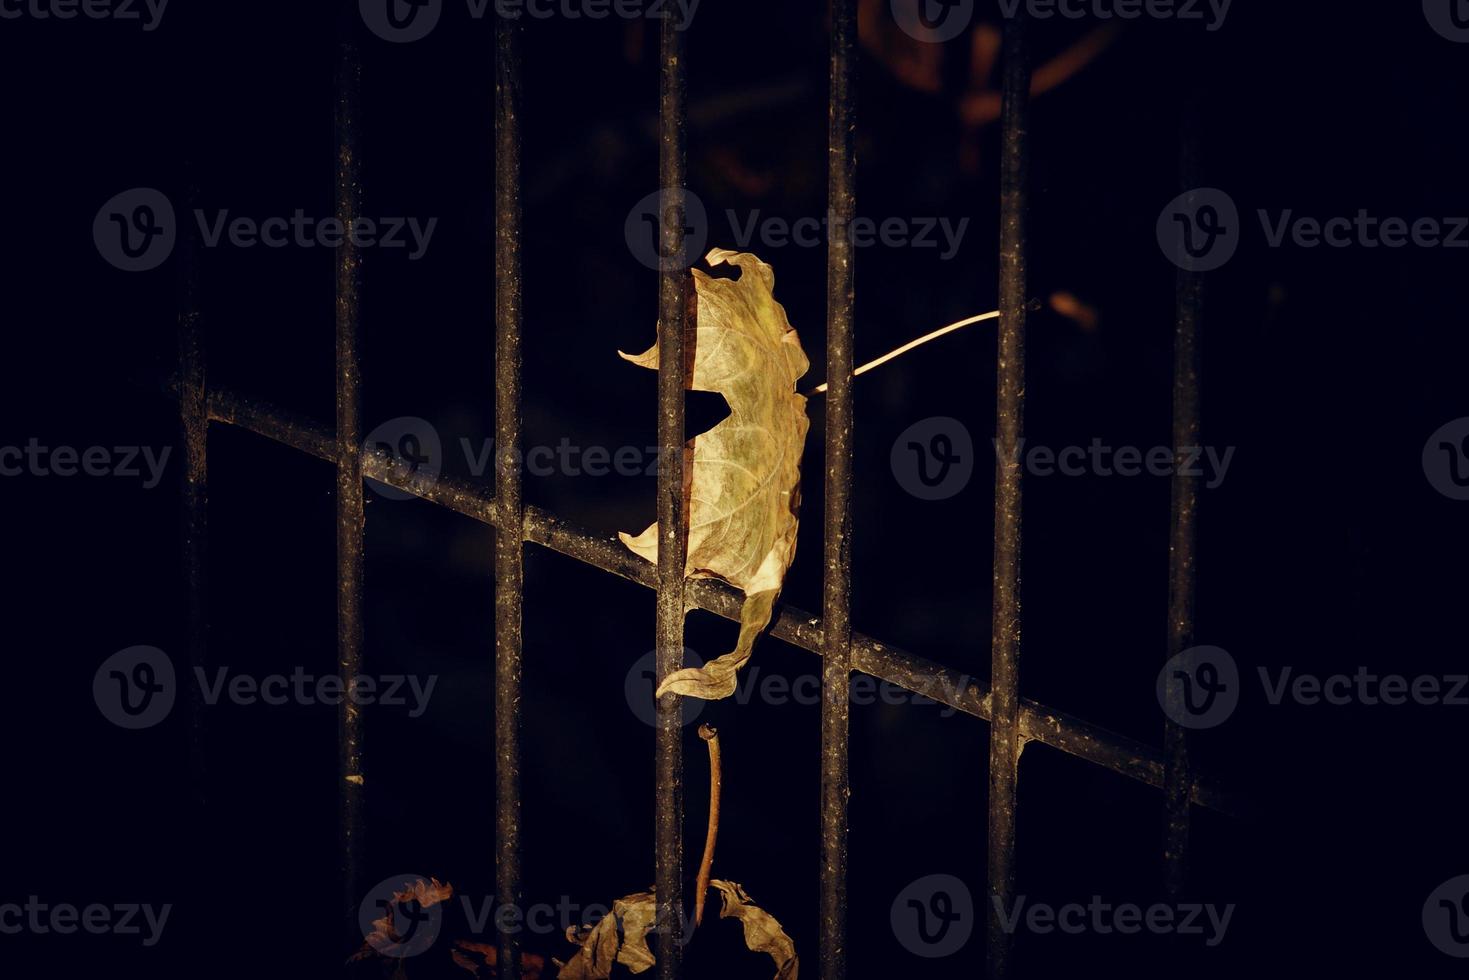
[494,15,526,980]
[655,14,690,978]
[334,25,366,939]
[1164,103,1204,899]
[988,14,1030,980]
[177,178,207,809]
[820,0,856,976]
[187,384,1243,818]
[193,384,1244,818]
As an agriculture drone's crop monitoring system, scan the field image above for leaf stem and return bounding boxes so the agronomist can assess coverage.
[804,310,1001,395]
[695,724,721,928]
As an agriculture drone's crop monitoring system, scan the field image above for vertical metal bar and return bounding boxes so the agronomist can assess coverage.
[334,22,366,939]
[820,0,855,977]
[494,15,526,980]
[988,14,1029,980]
[177,177,207,809]
[1163,104,1203,899]
[655,15,690,979]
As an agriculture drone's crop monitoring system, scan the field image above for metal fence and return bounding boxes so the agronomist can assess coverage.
[173,6,1235,979]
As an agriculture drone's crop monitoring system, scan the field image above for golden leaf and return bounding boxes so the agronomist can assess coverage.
[619,249,810,700]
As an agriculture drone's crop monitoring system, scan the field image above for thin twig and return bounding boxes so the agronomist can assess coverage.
[804,310,1000,395]
[695,724,721,927]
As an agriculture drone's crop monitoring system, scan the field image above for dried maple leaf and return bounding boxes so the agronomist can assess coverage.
[710,880,799,979]
[348,877,455,963]
[619,248,810,700]
[451,939,546,978]
[554,891,658,979]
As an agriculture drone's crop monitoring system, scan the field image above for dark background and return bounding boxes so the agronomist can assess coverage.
[3,1,1468,976]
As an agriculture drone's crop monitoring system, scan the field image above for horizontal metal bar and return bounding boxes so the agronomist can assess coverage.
[196,385,1242,818]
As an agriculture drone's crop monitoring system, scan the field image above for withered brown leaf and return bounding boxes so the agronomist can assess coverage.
[554,891,658,979]
[710,880,799,979]
[619,249,810,700]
